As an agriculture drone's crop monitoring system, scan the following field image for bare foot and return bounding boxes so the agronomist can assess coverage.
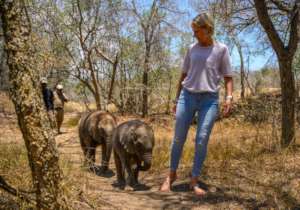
[159,176,176,192]
[190,185,206,196]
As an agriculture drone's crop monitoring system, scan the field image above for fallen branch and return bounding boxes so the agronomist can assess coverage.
[0,176,35,205]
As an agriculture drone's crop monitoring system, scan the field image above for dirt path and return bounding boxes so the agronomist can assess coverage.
[54,114,245,210]
[1,113,212,210]
[1,113,278,209]
[56,128,226,210]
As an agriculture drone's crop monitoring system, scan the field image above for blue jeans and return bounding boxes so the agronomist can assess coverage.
[170,88,219,177]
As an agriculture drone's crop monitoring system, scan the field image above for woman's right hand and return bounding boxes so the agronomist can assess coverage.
[172,98,178,114]
[172,104,177,114]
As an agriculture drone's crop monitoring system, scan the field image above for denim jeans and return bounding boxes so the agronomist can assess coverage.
[170,88,219,177]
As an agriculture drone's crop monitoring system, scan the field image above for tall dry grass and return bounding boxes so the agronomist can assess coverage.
[0,92,15,114]
[1,91,300,209]
[149,112,300,209]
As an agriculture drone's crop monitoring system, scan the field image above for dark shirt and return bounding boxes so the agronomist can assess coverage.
[42,88,54,111]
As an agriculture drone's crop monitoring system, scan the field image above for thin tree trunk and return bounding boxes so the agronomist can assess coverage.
[0,1,67,209]
[142,64,149,117]
[279,58,296,147]
[87,53,101,110]
[142,45,150,117]
[119,64,125,113]
[233,39,245,99]
[240,59,245,99]
[245,72,255,96]
[108,54,119,103]
[142,71,148,117]
[165,71,172,114]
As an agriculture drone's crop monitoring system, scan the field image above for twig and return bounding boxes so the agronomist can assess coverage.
[0,176,35,204]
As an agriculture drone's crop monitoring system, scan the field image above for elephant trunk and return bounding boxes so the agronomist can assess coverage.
[139,153,152,171]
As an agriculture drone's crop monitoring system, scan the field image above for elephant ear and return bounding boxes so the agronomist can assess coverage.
[120,128,137,154]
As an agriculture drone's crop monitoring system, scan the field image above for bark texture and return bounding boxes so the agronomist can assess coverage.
[0,1,68,209]
[254,0,299,147]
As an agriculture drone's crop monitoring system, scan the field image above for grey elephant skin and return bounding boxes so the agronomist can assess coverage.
[112,120,155,187]
[78,111,117,172]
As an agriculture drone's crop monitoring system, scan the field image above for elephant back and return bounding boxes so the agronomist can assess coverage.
[79,111,117,144]
[78,112,93,140]
[114,120,154,154]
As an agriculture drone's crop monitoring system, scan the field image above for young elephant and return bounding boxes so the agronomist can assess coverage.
[112,120,155,187]
[78,111,117,172]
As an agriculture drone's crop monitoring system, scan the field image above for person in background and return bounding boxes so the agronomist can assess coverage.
[160,12,234,196]
[53,84,68,134]
[40,77,56,129]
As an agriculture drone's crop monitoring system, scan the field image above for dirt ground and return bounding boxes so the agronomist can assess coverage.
[55,114,241,210]
[1,111,300,210]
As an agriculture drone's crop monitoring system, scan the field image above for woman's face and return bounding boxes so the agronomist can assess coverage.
[192,24,211,44]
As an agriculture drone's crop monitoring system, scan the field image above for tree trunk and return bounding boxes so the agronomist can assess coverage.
[0,1,67,209]
[165,71,172,114]
[92,89,101,110]
[88,54,101,110]
[93,87,102,110]
[240,61,245,99]
[234,39,245,99]
[279,58,296,147]
[253,0,299,148]
[142,45,150,117]
[142,71,148,117]
[108,54,119,103]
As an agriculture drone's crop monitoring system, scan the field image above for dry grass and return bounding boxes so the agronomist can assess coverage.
[0,142,104,210]
[148,114,300,209]
[64,101,94,113]
[1,92,300,209]
[0,91,15,114]
[65,113,82,128]
[64,103,119,128]
[1,116,300,209]
[0,144,35,209]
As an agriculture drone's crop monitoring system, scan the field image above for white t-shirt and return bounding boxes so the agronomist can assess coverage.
[182,41,233,93]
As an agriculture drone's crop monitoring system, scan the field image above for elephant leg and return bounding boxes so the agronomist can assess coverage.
[82,148,88,167]
[101,143,108,171]
[81,138,90,166]
[105,138,113,170]
[114,150,125,185]
[133,156,141,183]
[124,156,137,186]
[86,146,96,170]
[101,139,112,172]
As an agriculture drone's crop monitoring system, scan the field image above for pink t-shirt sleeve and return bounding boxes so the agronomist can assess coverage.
[182,49,190,73]
[220,46,233,77]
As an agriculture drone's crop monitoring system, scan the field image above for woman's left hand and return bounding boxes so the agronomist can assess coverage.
[222,99,232,117]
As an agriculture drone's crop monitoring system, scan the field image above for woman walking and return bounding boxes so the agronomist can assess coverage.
[160,12,234,196]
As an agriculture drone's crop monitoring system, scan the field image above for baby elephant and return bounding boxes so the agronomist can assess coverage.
[113,120,155,188]
[78,111,117,173]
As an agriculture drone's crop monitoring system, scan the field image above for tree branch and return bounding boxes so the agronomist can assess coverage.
[131,0,146,30]
[287,1,299,56]
[254,0,286,57]
[94,48,114,64]
[269,0,292,13]
[0,176,35,205]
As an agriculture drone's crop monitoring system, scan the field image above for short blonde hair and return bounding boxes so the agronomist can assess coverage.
[191,12,214,36]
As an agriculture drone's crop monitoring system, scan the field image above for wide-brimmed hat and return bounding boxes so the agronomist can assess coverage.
[56,84,63,90]
[40,77,48,84]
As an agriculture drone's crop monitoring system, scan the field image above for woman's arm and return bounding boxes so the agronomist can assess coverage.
[172,73,187,113]
[223,76,233,117]
[175,73,187,101]
[224,76,233,97]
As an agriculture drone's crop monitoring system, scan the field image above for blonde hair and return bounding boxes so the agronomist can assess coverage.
[191,12,214,36]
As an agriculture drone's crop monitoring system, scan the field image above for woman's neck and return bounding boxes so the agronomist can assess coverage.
[198,37,214,47]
